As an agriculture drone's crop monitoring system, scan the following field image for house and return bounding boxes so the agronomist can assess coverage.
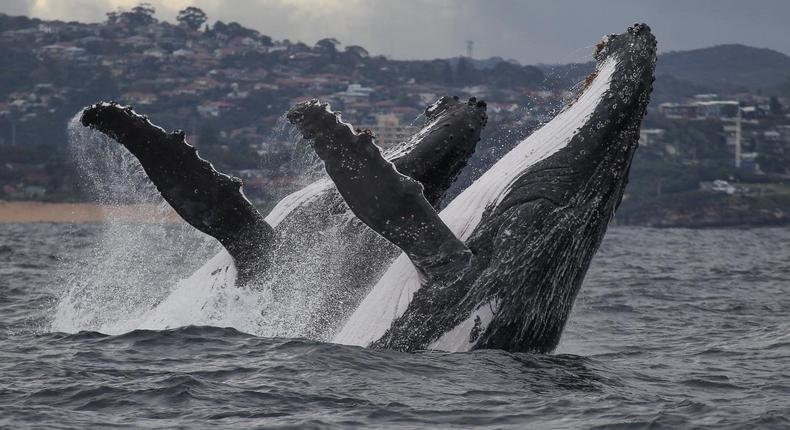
[335,84,375,103]
[639,128,666,147]
[462,85,491,99]
[197,101,236,118]
[40,42,87,59]
[121,35,153,49]
[359,114,418,148]
[659,100,739,120]
[121,92,158,105]
[143,47,166,58]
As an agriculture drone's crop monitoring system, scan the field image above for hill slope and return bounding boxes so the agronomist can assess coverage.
[541,44,790,99]
[658,44,790,90]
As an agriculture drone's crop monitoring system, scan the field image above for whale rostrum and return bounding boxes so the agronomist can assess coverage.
[79,23,656,353]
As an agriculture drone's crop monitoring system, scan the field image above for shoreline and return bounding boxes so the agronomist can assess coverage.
[3,199,789,228]
[616,191,790,229]
[0,201,181,223]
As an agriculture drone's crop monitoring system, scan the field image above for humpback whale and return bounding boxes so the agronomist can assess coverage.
[78,24,655,353]
[80,96,487,337]
[300,24,657,353]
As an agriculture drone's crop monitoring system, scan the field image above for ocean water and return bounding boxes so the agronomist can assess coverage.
[1,222,789,429]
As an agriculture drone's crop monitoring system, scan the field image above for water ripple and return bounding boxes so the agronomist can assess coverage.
[1,225,789,428]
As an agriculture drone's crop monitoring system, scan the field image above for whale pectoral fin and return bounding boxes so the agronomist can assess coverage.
[80,102,275,284]
[287,100,472,279]
[388,96,487,205]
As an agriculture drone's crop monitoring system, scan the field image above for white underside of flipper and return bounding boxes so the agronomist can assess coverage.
[334,58,618,351]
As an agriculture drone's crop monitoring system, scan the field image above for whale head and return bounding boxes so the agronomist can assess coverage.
[462,24,658,352]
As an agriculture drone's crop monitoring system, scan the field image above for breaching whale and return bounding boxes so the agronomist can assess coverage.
[78,24,656,353]
[80,96,487,338]
[295,24,657,353]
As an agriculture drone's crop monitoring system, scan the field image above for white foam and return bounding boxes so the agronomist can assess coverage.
[50,117,219,335]
[334,57,618,348]
[125,250,277,334]
[99,176,335,334]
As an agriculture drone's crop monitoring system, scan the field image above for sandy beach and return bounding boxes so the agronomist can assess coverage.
[0,201,181,223]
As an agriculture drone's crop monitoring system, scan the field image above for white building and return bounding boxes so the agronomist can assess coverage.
[360,114,418,148]
[336,84,375,102]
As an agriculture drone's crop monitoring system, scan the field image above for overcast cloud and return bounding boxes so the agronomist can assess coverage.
[2,0,788,64]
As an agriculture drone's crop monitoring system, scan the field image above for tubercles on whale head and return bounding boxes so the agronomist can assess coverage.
[522,24,656,205]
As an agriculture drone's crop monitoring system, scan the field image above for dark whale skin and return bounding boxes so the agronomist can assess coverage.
[374,24,657,353]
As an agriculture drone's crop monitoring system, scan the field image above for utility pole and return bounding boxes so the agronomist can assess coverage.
[734,106,742,169]
[466,40,474,58]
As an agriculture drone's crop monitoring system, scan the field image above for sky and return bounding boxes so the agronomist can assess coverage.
[1,0,789,64]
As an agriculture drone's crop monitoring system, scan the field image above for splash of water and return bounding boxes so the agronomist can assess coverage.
[131,167,381,339]
[52,114,362,339]
[264,116,325,196]
[51,115,220,333]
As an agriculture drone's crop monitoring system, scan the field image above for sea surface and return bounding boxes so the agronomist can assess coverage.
[1,222,789,429]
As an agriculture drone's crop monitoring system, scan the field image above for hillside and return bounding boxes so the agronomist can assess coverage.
[658,44,790,90]
[0,9,550,202]
[541,44,790,102]
[1,7,788,229]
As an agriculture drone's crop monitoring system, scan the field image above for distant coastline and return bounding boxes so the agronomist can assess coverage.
[617,191,790,228]
[4,198,790,228]
[0,201,180,223]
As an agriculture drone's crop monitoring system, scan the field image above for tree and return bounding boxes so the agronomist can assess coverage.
[414,59,453,84]
[177,7,207,31]
[108,3,156,27]
[105,11,119,25]
[486,62,544,87]
[455,57,476,85]
[128,3,156,26]
[315,38,340,55]
[212,21,259,39]
[344,45,369,58]
[259,34,273,47]
[131,3,155,18]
